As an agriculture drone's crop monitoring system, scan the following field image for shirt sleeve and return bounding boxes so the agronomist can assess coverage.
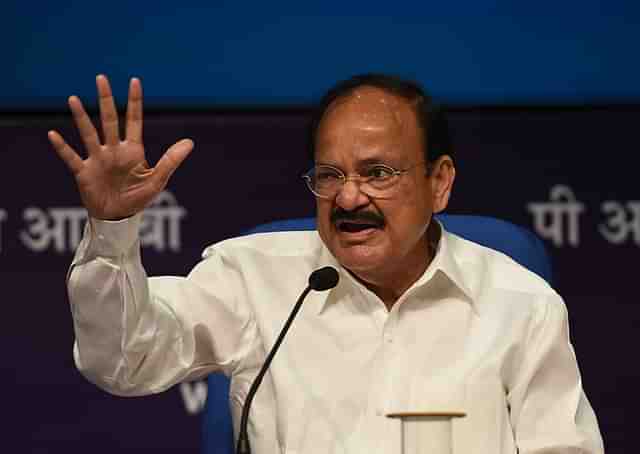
[507,294,605,453]
[68,214,258,397]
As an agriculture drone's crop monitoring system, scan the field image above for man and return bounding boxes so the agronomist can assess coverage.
[49,74,604,453]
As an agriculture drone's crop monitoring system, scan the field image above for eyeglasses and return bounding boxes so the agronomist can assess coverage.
[302,162,428,199]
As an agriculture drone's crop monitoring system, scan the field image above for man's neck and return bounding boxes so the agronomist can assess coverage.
[351,223,440,310]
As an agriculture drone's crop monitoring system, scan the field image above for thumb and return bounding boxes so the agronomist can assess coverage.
[154,139,194,185]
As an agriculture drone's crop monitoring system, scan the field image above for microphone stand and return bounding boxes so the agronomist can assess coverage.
[235,266,338,454]
[235,286,311,454]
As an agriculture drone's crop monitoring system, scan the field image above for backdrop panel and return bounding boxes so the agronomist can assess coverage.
[1,107,637,452]
[4,1,640,108]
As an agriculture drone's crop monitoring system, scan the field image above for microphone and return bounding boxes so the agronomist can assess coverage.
[308,266,340,291]
[236,266,340,454]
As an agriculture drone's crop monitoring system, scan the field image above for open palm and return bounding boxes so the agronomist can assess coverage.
[48,75,193,220]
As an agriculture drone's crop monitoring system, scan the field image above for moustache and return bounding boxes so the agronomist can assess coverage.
[330,208,386,228]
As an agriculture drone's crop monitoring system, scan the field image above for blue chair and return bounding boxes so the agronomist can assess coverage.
[202,214,552,454]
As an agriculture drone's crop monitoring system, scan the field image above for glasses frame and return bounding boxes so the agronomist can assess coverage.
[301,161,429,199]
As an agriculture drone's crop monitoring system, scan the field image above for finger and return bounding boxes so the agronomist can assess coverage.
[68,95,101,155]
[96,74,120,147]
[48,130,84,175]
[125,77,143,144]
[154,139,194,185]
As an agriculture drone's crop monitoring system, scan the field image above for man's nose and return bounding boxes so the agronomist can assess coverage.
[335,178,370,210]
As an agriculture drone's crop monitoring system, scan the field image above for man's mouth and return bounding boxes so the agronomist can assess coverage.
[335,219,382,233]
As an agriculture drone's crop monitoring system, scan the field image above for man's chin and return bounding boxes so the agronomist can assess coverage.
[332,244,386,273]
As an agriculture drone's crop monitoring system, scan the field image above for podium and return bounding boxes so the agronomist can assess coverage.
[387,412,466,454]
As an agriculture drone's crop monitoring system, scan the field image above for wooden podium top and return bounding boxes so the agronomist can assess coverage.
[386,412,466,419]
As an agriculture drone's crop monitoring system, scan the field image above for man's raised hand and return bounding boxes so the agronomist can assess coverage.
[48,75,193,220]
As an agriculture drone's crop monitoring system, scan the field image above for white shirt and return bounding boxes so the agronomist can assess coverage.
[69,214,604,454]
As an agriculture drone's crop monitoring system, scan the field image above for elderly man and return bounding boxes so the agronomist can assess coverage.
[49,74,604,453]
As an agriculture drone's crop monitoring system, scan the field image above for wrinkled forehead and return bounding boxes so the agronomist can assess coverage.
[320,86,414,130]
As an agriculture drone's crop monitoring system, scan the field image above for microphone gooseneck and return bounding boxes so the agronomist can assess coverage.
[236,266,339,454]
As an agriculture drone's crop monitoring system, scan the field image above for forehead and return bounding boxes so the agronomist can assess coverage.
[322,86,414,128]
[315,86,423,162]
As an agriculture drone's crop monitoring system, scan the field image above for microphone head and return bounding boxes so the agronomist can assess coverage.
[308,266,340,291]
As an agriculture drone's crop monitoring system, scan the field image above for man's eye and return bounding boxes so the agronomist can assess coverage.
[367,166,394,179]
[316,170,341,181]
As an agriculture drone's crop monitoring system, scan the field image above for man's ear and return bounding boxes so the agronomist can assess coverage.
[429,155,456,213]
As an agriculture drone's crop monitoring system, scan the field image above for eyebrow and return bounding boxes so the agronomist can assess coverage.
[358,158,389,167]
[316,157,392,168]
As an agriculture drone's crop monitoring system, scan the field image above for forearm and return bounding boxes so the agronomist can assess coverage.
[68,214,257,396]
[68,214,169,394]
[69,214,210,396]
[509,295,604,453]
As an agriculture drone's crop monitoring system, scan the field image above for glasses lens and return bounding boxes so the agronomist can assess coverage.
[311,166,342,197]
[364,165,398,191]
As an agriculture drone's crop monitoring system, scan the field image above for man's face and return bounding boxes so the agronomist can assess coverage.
[314,86,452,281]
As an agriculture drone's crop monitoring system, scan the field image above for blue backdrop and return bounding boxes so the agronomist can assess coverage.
[5,0,640,109]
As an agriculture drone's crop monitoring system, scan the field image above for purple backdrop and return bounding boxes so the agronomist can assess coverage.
[1,107,637,452]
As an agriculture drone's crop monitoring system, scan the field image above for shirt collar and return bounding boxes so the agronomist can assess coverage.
[416,219,478,310]
[314,218,478,315]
